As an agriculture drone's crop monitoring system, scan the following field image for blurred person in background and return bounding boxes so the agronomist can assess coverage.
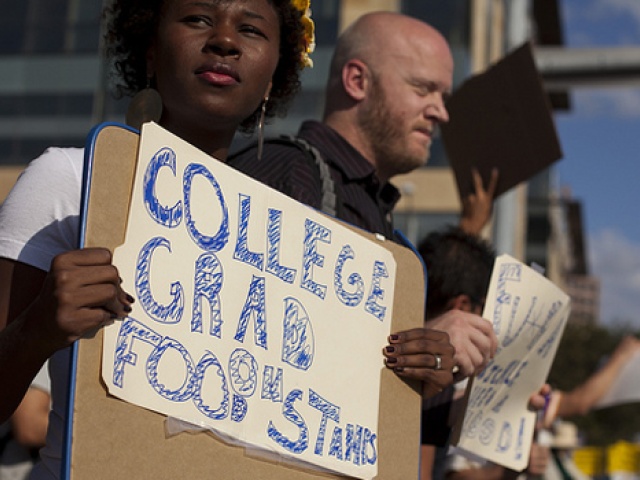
[0,362,50,480]
[543,335,640,427]
[417,226,551,480]
[543,421,588,480]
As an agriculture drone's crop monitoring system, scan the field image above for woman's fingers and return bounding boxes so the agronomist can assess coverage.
[35,248,134,347]
[383,328,456,391]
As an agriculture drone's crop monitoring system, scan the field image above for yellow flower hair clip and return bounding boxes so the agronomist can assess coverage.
[292,0,315,68]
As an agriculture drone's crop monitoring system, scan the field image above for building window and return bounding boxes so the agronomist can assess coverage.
[0,0,103,55]
[394,212,459,246]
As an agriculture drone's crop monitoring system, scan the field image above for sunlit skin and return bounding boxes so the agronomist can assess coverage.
[325,13,453,183]
[151,0,280,160]
[358,42,452,181]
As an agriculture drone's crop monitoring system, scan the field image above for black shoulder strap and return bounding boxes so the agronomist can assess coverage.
[276,135,338,217]
[231,136,339,217]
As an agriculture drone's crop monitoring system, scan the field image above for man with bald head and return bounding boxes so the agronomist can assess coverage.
[233,11,455,236]
[230,10,496,412]
[324,12,452,181]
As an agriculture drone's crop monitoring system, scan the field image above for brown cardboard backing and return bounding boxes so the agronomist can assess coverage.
[70,124,424,479]
[441,42,563,201]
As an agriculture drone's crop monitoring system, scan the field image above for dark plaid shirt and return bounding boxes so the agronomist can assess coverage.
[228,120,400,239]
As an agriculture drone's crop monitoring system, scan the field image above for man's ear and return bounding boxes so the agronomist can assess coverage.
[341,59,369,102]
[450,294,473,313]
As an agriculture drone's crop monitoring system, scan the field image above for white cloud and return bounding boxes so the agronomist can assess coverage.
[589,228,640,328]
[574,89,640,118]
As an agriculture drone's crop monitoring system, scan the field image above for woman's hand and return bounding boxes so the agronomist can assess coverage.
[27,247,134,353]
[383,328,456,397]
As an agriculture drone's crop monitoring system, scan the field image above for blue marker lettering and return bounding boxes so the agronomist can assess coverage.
[136,236,185,324]
[146,337,196,402]
[112,317,162,388]
[233,194,264,270]
[183,163,229,251]
[234,276,268,348]
[308,389,340,456]
[192,252,223,337]
[365,260,389,321]
[267,389,309,454]
[266,208,296,283]
[143,147,182,228]
[334,245,364,307]
[192,351,229,420]
[282,297,315,370]
[301,219,330,299]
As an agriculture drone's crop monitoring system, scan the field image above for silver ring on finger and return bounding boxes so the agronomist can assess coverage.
[433,353,443,371]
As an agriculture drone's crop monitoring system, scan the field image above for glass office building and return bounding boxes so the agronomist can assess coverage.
[0,0,106,165]
[0,0,470,162]
[0,0,470,157]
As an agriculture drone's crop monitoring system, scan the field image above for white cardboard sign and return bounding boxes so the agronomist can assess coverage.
[454,254,571,471]
[101,122,397,479]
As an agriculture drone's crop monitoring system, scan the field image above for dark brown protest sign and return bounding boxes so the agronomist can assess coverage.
[441,42,563,200]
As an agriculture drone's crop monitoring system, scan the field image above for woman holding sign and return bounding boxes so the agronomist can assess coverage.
[0,0,313,478]
[0,1,456,478]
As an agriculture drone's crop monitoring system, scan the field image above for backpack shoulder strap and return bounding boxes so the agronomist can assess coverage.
[232,136,339,217]
[277,135,338,217]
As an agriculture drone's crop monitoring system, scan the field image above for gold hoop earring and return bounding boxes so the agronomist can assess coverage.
[126,77,163,131]
[257,95,269,161]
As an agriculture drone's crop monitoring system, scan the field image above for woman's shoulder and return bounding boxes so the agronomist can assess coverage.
[17,147,85,196]
[28,146,85,175]
[0,147,84,270]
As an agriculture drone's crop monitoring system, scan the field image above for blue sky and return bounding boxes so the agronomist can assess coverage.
[555,0,640,328]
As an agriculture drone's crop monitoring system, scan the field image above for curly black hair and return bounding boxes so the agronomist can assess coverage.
[103,0,305,132]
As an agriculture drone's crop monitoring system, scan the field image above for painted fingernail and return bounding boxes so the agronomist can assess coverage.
[124,305,132,313]
[389,334,399,342]
[386,357,397,364]
[126,294,135,303]
[394,366,404,373]
[385,346,395,353]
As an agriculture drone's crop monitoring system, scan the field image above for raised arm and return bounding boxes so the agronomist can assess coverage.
[459,168,498,236]
[548,335,640,423]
